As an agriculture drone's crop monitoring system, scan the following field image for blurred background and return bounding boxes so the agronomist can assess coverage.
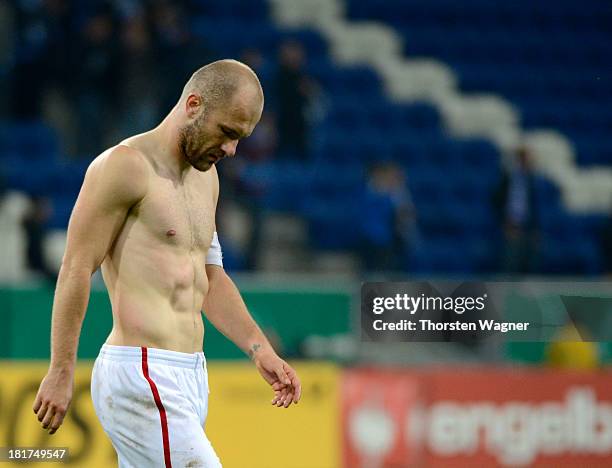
[1,0,612,466]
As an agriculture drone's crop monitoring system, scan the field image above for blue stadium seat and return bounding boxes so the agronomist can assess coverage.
[48,194,77,230]
[303,197,361,250]
[6,1,607,277]
[345,0,612,173]
[540,238,602,275]
[410,238,483,274]
[191,0,270,20]
[0,121,59,160]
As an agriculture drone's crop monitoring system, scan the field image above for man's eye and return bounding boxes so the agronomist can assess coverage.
[222,129,238,139]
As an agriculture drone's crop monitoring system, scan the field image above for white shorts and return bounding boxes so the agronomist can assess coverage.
[91,344,222,468]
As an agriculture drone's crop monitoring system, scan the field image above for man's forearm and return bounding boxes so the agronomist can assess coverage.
[203,267,272,358]
[49,265,92,371]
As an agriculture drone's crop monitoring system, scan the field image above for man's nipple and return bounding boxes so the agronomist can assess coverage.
[166,229,176,237]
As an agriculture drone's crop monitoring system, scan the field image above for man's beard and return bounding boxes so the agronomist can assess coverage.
[179,115,212,172]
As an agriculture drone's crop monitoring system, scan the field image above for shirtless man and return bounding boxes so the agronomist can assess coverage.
[32,60,301,467]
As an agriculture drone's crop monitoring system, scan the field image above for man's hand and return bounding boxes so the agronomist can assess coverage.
[33,368,74,434]
[251,347,301,408]
[203,266,301,407]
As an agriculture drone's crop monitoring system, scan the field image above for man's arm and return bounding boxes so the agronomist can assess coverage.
[203,265,301,407]
[33,146,148,433]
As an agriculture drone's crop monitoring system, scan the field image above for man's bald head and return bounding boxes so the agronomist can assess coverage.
[180,59,264,114]
[175,60,265,173]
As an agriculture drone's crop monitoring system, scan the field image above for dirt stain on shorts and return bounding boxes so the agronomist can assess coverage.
[185,457,205,467]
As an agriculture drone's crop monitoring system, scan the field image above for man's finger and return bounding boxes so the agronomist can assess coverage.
[48,410,66,435]
[284,365,301,404]
[283,392,294,408]
[272,387,285,405]
[275,365,291,386]
[33,395,42,413]
[41,407,55,429]
[37,401,49,422]
[293,375,302,403]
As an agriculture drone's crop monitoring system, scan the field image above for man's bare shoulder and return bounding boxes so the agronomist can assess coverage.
[90,144,149,174]
[85,145,150,202]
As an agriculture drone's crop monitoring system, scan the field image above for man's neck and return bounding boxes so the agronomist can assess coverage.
[150,113,192,182]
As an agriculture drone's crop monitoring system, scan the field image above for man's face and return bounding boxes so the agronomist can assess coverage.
[179,93,262,172]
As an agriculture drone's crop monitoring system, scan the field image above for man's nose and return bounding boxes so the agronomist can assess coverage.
[221,140,238,158]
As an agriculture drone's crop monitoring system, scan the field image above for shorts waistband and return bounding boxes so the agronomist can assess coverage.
[98,344,206,369]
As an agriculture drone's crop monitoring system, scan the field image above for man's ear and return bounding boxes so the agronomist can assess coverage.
[185,94,202,118]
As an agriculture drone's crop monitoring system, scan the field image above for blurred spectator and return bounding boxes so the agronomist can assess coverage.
[0,1,13,116]
[0,0,13,65]
[40,0,79,156]
[275,41,314,160]
[22,195,56,282]
[113,11,160,141]
[494,146,540,274]
[150,0,214,112]
[0,168,6,199]
[217,153,269,270]
[8,0,74,118]
[359,162,416,272]
[216,101,278,270]
[72,3,119,155]
[599,201,612,275]
[9,0,52,119]
[240,47,274,96]
[43,0,74,96]
[240,48,278,159]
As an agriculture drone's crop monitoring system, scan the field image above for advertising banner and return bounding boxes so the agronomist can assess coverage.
[423,370,612,467]
[0,362,115,468]
[207,362,341,468]
[0,361,340,468]
[342,370,423,468]
[342,368,612,467]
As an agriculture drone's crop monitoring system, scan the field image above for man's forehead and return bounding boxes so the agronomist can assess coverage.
[232,88,262,114]
[225,100,254,120]
[218,98,261,135]
[217,112,255,137]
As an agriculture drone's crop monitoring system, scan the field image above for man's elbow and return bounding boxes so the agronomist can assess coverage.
[205,264,227,285]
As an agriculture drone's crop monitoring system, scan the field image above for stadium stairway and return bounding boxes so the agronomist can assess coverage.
[1,1,608,274]
[267,0,612,215]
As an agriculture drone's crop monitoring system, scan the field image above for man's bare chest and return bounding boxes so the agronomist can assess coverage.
[135,176,216,251]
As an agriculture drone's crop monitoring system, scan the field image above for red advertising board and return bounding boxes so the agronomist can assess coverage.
[341,369,612,467]
[342,370,423,468]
